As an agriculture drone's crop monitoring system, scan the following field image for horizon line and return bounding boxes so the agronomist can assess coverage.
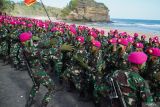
[111,17,160,21]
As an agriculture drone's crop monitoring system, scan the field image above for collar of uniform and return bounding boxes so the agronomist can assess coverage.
[131,66,139,73]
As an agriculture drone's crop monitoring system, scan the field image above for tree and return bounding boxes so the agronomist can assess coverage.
[0,0,15,13]
[61,0,78,17]
[61,4,71,17]
[69,0,78,10]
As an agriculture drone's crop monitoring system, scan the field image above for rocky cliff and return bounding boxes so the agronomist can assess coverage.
[66,0,110,22]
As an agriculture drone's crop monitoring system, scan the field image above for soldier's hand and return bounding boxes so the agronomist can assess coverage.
[61,43,74,52]
[73,55,78,60]
[50,38,57,46]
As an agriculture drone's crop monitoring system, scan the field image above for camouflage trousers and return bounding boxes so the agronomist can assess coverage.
[27,70,55,106]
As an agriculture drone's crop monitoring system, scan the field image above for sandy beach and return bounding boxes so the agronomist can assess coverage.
[23,16,159,40]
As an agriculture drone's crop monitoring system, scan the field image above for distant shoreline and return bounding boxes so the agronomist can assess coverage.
[17,15,159,39]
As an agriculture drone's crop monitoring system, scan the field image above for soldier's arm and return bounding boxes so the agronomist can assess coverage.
[139,80,157,107]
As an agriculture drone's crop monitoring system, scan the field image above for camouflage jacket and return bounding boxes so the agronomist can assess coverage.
[109,69,155,107]
[87,50,106,81]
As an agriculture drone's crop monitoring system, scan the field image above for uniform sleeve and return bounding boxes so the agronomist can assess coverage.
[96,50,106,74]
[138,78,156,106]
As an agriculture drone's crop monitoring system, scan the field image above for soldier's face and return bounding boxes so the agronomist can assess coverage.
[119,45,126,53]
[23,41,30,47]
[112,44,117,52]
[22,42,25,45]
[136,48,143,52]
[149,39,152,43]
[92,46,98,52]
[151,56,158,62]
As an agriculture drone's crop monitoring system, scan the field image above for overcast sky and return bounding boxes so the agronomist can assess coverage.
[12,0,160,20]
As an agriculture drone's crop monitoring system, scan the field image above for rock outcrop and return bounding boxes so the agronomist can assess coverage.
[67,0,110,22]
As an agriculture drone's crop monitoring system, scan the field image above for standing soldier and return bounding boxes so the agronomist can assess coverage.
[104,38,118,73]
[19,32,55,107]
[133,33,140,42]
[140,35,148,50]
[49,27,64,80]
[88,40,106,105]
[107,52,156,107]
[115,38,129,70]
[63,36,88,97]
[145,48,160,102]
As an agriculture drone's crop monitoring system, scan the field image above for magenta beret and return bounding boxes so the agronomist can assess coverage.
[128,52,148,64]
[147,48,160,57]
[92,40,101,48]
[127,37,134,43]
[90,30,98,38]
[135,42,144,48]
[134,33,139,37]
[69,26,77,35]
[27,23,33,28]
[19,32,32,42]
[76,36,84,43]
[141,35,146,39]
[109,38,117,44]
[118,38,128,46]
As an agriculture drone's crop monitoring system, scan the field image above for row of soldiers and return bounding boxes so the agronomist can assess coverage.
[0,15,160,107]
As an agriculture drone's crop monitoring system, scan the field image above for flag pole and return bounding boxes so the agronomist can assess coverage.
[39,0,52,22]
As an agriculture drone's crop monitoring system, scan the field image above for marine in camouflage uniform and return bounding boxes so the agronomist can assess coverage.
[19,32,55,107]
[144,48,160,102]
[140,35,148,51]
[72,36,89,97]
[107,52,156,107]
[49,29,64,79]
[62,36,88,95]
[0,23,9,62]
[133,33,140,43]
[87,40,106,105]
[104,38,118,73]
[115,38,129,70]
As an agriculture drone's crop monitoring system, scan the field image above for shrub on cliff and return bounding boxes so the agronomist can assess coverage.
[61,0,78,17]
[0,0,15,13]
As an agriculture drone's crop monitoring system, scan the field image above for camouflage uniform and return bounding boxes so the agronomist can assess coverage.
[114,46,128,70]
[88,49,106,104]
[0,26,8,60]
[49,34,64,78]
[23,41,55,107]
[63,45,88,92]
[107,69,156,107]
[104,44,118,72]
[144,57,160,102]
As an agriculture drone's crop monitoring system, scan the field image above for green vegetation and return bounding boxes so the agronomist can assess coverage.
[10,2,61,18]
[69,0,78,10]
[61,0,78,18]
[0,0,15,13]
[0,0,78,19]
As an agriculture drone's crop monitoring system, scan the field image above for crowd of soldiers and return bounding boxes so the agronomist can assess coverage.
[0,15,160,107]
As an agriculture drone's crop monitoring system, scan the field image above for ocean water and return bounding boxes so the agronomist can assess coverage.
[83,18,160,35]
[37,16,160,35]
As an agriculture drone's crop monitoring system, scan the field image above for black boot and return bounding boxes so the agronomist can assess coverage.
[41,102,48,107]
[25,97,34,107]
